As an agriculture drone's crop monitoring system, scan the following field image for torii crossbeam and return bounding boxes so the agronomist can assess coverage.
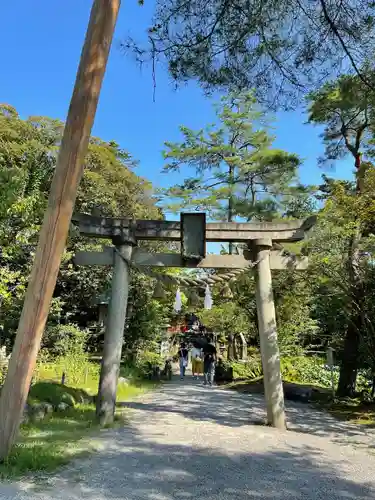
[72,212,316,429]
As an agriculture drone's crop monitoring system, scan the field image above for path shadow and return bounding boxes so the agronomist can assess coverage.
[119,376,375,450]
[4,376,375,499]
[283,400,375,450]
[119,379,262,428]
[13,428,375,499]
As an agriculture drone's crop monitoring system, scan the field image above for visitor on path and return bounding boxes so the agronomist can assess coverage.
[203,338,217,386]
[178,343,189,379]
[191,343,203,379]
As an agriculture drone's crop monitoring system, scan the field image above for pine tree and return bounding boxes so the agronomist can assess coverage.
[161,92,305,231]
[307,74,375,396]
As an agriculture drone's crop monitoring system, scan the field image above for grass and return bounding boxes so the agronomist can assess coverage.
[0,361,159,479]
[33,358,157,401]
[33,360,100,396]
[223,377,375,427]
[315,398,375,426]
[0,405,99,479]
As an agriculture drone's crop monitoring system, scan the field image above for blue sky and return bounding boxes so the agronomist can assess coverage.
[0,1,355,207]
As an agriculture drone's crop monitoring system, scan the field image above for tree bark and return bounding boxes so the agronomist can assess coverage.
[337,152,366,397]
[371,374,375,399]
[337,328,359,397]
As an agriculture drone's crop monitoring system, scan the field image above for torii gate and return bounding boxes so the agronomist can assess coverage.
[72,212,315,429]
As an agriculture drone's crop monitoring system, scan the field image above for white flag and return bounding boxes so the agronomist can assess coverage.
[204,284,213,310]
[173,287,182,312]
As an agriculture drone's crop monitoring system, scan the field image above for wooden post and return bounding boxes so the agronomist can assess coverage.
[253,239,286,430]
[96,244,134,426]
[0,0,121,459]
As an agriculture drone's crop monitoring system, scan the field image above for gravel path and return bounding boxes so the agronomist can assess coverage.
[3,375,375,499]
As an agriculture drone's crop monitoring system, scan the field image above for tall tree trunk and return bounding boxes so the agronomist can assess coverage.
[337,153,365,397]
[337,228,363,396]
[371,373,375,399]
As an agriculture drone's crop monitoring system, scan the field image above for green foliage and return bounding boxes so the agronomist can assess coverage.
[224,357,263,380]
[128,0,374,106]
[197,302,251,337]
[0,373,154,479]
[42,323,89,357]
[0,104,165,355]
[135,351,165,378]
[280,355,371,392]
[36,324,96,386]
[273,271,319,354]
[28,382,92,408]
[307,75,374,167]
[302,167,375,376]
[125,272,172,356]
[161,92,305,223]
[0,405,98,479]
[281,356,335,387]
[307,74,375,395]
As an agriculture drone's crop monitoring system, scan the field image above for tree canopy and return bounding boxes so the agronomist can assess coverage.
[0,104,166,353]
[307,75,375,170]
[4,75,375,401]
[125,0,375,107]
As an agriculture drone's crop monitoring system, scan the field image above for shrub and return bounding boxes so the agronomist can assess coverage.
[135,351,164,379]
[28,382,93,409]
[223,355,263,380]
[281,356,338,387]
[36,324,98,386]
[43,323,89,358]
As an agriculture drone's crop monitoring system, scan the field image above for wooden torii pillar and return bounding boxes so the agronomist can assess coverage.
[72,212,315,428]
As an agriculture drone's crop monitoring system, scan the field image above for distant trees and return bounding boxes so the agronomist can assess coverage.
[307,75,375,396]
[0,104,166,354]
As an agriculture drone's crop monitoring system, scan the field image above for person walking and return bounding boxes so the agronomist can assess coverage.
[191,343,203,380]
[203,338,217,386]
[178,342,189,379]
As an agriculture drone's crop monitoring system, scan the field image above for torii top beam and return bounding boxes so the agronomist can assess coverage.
[71,214,316,243]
